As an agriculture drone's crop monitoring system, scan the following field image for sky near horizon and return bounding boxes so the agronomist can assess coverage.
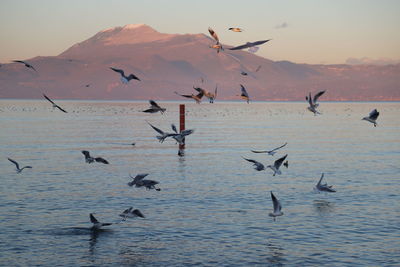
[0,0,399,65]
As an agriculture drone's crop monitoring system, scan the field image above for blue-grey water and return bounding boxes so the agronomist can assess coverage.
[0,100,399,266]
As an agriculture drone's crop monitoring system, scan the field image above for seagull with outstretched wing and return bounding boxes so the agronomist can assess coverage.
[110,67,140,84]
[229,39,271,50]
[362,109,379,127]
[269,191,283,220]
[242,157,265,171]
[143,100,166,114]
[43,94,68,113]
[8,158,32,173]
[267,154,287,176]
[251,143,287,156]
[13,60,37,72]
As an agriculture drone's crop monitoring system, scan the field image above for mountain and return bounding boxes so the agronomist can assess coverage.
[1,24,399,101]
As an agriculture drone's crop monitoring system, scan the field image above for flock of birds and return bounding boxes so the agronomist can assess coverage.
[7,26,381,228]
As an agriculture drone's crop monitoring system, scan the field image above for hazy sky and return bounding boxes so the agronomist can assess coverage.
[0,0,399,64]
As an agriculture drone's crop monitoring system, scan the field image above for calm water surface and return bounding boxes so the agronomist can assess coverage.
[0,100,399,266]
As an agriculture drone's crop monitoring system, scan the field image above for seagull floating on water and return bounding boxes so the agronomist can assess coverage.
[314,173,336,193]
[128,173,160,191]
[8,158,32,173]
[362,109,379,127]
[143,100,166,114]
[13,60,37,72]
[208,27,223,53]
[228,27,243,32]
[269,191,284,220]
[90,213,112,230]
[110,67,140,84]
[306,90,325,115]
[81,151,109,164]
[119,207,145,221]
[229,39,271,51]
[267,154,287,176]
[242,157,265,171]
[43,94,68,113]
[251,143,287,156]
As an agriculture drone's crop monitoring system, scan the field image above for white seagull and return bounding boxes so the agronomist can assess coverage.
[110,67,140,84]
[193,85,217,103]
[314,173,336,193]
[8,158,32,173]
[251,143,287,156]
[208,27,224,53]
[128,173,161,191]
[242,157,265,171]
[81,151,109,164]
[147,122,174,143]
[267,154,288,176]
[229,39,271,51]
[238,84,250,103]
[362,109,379,127]
[228,27,243,32]
[306,90,326,115]
[119,207,145,221]
[269,191,284,220]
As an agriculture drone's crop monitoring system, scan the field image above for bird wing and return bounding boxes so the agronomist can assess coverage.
[240,84,249,98]
[271,192,282,212]
[43,94,55,105]
[229,42,251,50]
[251,150,269,153]
[195,90,204,99]
[270,142,288,152]
[81,150,91,159]
[307,92,313,106]
[255,65,262,72]
[55,105,68,113]
[181,129,194,136]
[8,158,19,169]
[313,90,326,103]
[95,157,109,164]
[214,84,218,99]
[369,109,379,120]
[174,91,194,99]
[250,39,271,46]
[132,209,145,218]
[193,86,205,94]
[90,213,99,224]
[208,27,219,42]
[242,157,262,165]
[149,100,161,109]
[127,74,140,81]
[110,67,124,76]
[133,173,149,183]
[274,154,288,169]
[171,124,178,133]
[317,173,324,187]
[147,122,165,135]
[13,60,25,64]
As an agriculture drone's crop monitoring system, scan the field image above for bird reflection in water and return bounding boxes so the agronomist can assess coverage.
[313,199,335,214]
[265,242,287,266]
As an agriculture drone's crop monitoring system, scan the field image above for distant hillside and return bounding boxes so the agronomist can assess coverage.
[1,24,399,101]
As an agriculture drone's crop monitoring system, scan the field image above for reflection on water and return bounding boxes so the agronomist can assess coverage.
[0,100,399,266]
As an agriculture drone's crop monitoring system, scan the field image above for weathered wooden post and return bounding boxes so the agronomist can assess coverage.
[178,104,185,156]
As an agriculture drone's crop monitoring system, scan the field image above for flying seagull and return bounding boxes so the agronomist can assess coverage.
[314,173,336,193]
[143,100,166,114]
[362,109,379,127]
[8,158,32,173]
[242,157,265,171]
[228,27,243,32]
[81,151,109,164]
[90,213,112,230]
[110,67,140,84]
[174,90,204,104]
[193,86,217,103]
[43,94,68,113]
[208,27,224,53]
[128,173,160,191]
[147,122,173,143]
[170,129,195,145]
[229,39,271,51]
[13,60,37,72]
[251,143,287,156]
[238,84,250,103]
[119,207,145,221]
[267,154,288,176]
[306,90,325,115]
[269,191,284,220]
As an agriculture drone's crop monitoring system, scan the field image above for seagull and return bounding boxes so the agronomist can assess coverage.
[8,158,32,173]
[128,173,160,191]
[147,122,174,143]
[12,60,37,72]
[269,191,283,220]
[362,109,379,127]
[306,91,325,115]
[174,90,204,104]
[208,27,224,53]
[228,27,243,32]
[90,213,112,230]
[314,173,336,193]
[267,154,288,176]
[81,151,109,164]
[193,86,217,103]
[229,39,271,51]
[170,129,195,145]
[143,100,166,114]
[239,84,250,103]
[242,157,265,171]
[119,207,145,221]
[43,94,68,113]
[251,143,287,156]
[110,67,140,84]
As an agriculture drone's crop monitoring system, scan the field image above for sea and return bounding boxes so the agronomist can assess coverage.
[0,100,399,266]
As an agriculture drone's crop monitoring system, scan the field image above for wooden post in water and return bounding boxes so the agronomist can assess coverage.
[178,104,185,156]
